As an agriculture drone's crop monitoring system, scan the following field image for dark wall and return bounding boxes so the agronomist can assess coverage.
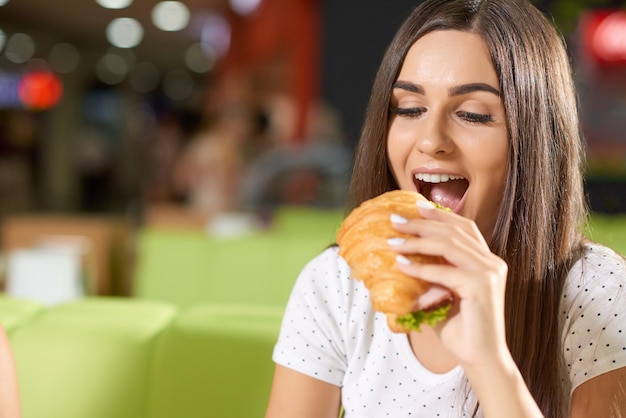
[319,1,421,149]
[586,178,626,214]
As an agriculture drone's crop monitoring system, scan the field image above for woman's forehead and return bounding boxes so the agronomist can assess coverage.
[397,31,498,89]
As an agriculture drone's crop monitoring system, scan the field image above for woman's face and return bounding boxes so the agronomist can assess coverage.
[387,30,509,239]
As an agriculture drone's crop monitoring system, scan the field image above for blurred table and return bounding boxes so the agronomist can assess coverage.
[0,215,131,296]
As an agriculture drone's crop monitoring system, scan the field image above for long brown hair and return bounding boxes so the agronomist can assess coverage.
[346,0,587,416]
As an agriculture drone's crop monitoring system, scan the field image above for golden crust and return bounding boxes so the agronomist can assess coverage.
[337,190,446,333]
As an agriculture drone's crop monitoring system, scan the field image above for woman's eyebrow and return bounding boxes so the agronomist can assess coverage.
[393,81,500,97]
[449,83,500,97]
[392,80,425,94]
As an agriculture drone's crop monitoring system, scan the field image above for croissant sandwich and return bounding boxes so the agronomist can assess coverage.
[337,190,453,333]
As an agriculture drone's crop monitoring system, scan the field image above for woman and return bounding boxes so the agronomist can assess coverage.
[266,0,626,416]
[0,325,21,417]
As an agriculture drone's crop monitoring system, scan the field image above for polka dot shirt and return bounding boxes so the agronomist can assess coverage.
[561,244,626,393]
[272,244,626,417]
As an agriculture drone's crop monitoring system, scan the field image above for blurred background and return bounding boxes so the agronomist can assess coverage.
[0,0,622,213]
[0,0,623,297]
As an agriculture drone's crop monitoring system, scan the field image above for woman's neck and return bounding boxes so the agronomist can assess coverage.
[408,326,458,374]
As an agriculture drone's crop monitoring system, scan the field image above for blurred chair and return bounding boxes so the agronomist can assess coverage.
[147,303,283,418]
[132,228,223,307]
[0,294,43,334]
[132,227,332,308]
[11,297,177,418]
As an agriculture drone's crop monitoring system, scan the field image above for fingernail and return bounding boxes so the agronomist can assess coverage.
[390,214,408,224]
[417,200,435,210]
[396,254,412,265]
[387,237,405,246]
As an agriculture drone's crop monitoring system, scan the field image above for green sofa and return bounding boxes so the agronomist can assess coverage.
[0,296,283,418]
[0,206,346,418]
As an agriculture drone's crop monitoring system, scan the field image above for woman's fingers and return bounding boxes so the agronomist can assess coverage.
[416,200,489,247]
[391,203,486,246]
[389,216,488,270]
[389,232,483,269]
[396,253,507,296]
[388,203,508,305]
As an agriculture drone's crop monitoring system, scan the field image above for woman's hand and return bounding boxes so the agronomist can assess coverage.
[389,200,509,368]
[389,201,546,418]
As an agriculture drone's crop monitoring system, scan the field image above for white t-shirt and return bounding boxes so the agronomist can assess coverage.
[272,243,626,417]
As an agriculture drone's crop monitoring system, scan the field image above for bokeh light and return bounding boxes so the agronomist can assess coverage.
[96,52,128,85]
[152,1,190,32]
[106,17,143,48]
[201,14,231,58]
[592,11,626,62]
[18,71,63,110]
[185,42,216,73]
[5,33,35,64]
[95,0,132,9]
[229,0,261,16]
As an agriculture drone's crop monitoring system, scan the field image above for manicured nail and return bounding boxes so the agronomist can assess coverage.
[396,255,412,265]
[390,213,408,224]
[417,200,435,210]
[387,237,405,246]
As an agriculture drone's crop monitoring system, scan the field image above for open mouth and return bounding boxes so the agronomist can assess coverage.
[414,173,469,212]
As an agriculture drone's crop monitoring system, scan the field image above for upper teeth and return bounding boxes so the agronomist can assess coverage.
[414,173,464,183]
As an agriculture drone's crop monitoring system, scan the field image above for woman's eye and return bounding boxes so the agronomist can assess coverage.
[457,111,493,124]
[389,107,425,118]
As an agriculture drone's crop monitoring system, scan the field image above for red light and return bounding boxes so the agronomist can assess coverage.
[581,10,626,66]
[18,71,63,110]
[592,11,626,62]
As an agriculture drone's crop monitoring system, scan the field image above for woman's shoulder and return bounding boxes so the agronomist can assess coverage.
[561,242,626,392]
[297,245,349,286]
[304,245,343,268]
[291,245,366,304]
[561,242,625,326]
[566,242,625,289]
[561,243,626,328]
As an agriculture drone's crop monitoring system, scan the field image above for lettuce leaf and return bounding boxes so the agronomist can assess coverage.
[395,304,451,332]
[433,202,452,212]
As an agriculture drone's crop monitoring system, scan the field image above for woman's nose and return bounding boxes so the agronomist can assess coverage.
[415,115,454,156]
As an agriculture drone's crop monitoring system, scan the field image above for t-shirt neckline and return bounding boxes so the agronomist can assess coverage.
[392,330,463,384]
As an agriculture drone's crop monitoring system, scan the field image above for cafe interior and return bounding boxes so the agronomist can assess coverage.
[0,0,625,416]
